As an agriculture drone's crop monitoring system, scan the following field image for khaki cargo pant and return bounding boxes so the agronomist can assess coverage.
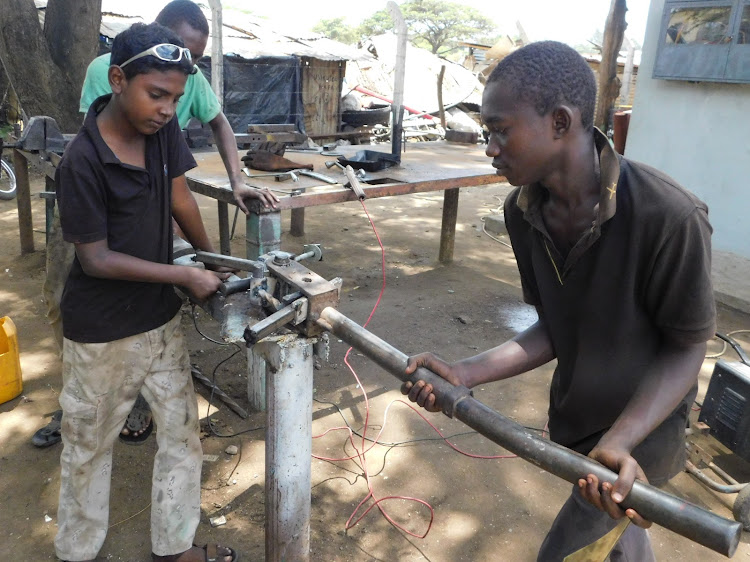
[54,313,202,561]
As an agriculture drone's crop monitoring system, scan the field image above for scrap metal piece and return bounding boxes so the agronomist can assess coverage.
[191,365,248,419]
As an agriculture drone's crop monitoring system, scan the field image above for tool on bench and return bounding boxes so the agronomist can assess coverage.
[242,168,298,182]
[326,160,367,179]
[343,165,367,200]
[295,169,338,184]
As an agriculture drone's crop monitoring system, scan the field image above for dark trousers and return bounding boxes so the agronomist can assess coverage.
[537,485,655,562]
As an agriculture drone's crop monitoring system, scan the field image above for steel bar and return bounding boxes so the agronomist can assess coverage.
[316,307,742,558]
[194,250,264,275]
[245,305,297,345]
[190,366,248,419]
[686,460,745,494]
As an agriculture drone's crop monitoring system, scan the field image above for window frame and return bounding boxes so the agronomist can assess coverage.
[653,0,750,83]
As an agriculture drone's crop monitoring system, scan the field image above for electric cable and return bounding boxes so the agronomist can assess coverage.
[190,304,264,439]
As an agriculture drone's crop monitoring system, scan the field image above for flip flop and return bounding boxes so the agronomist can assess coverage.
[119,393,154,445]
[31,409,63,448]
[151,543,239,562]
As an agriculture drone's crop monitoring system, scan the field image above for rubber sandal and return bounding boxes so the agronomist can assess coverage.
[151,543,239,562]
[203,544,238,562]
[119,394,154,445]
[31,409,63,448]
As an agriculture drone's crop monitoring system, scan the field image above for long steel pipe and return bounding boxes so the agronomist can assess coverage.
[316,307,741,558]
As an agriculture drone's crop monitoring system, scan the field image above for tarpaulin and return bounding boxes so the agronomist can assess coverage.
[199,55,306,134]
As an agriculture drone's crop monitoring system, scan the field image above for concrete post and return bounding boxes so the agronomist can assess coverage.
[254,335,314,562]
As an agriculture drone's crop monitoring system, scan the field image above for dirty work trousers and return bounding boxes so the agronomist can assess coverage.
[54,313,202,561]
[537,484,655,562]
[42,207,75,354]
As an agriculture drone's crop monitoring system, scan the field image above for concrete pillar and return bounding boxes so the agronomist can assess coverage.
[254,335,314,562]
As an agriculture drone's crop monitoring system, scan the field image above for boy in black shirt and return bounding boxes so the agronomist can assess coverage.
[402,41,714,561]
[55,22,236,562]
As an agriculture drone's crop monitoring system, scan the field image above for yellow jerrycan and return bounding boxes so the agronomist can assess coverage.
[0,317,22,405]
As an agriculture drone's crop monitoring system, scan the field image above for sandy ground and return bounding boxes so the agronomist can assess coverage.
[2,160,750,561]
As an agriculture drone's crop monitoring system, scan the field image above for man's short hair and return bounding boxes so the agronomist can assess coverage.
[155,0,210,36]
[487,41,597,131]
[110,22,194,80]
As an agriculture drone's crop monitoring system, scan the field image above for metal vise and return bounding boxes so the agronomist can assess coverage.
[192,247,339,346]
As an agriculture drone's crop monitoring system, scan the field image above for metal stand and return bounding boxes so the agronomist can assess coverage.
[246,210,281,259]
[253,334,315,562]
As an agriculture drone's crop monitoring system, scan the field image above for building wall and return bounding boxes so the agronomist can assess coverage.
[626,0,750,259]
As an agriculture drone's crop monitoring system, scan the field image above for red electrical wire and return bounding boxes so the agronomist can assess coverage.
[312,199,520,540]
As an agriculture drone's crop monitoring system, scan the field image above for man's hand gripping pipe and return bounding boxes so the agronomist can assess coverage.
[314,306,742,558]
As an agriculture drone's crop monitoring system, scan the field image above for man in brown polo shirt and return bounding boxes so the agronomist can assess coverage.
[402,41,715,561]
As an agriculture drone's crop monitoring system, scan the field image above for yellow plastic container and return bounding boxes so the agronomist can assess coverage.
[0,317,23,405]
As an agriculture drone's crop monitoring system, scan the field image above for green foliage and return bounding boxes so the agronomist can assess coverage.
[312,17,362,45]
[361,0,496,55]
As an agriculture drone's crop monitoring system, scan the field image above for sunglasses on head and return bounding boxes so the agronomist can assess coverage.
[119,43,192,69]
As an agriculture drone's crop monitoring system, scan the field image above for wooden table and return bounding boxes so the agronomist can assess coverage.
[185,141,501,262]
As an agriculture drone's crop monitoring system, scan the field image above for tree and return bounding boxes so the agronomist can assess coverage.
[0,0,101,133]
[595,0,627,131]
[313,17,361,46]
[361,0,496,55]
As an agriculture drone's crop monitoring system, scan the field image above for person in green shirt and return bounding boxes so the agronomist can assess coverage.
[81,0,278,211]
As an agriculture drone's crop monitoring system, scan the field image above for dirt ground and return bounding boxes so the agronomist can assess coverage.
[2,159,750,561]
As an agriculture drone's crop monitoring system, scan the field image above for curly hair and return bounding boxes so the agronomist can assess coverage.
[110,22,194,80]
[155,0,210,36]
[487,41,597,130]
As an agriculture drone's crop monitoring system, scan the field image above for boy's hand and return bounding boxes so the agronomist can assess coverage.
[579,446,652,529]
[232,183,279,213]
[183,268,228,300]
[401,353,465,412]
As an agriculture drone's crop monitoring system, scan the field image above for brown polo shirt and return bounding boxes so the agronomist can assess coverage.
[504,129,716,484]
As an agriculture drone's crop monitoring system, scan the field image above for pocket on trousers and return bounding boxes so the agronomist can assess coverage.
[59,387,99,450]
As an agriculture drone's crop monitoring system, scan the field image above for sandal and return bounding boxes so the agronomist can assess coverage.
[31,410,63,448]
[119,393,154,445]
[152,543,239,562]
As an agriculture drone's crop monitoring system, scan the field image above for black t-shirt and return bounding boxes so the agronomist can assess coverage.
[57,95,197,343]
[504,129,716,485]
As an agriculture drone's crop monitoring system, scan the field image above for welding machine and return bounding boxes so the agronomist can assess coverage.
[699,360,750,462]
[687,333,750,530]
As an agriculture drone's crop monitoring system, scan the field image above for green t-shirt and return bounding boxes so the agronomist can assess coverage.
[79,54,221,128]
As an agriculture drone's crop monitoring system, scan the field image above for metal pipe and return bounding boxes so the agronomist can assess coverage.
[686,460,746,494]
[316,307,742,558]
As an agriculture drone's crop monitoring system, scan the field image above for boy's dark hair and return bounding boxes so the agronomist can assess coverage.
[110,22,194,79]
[155,0,210,36]
[487,41,597,131]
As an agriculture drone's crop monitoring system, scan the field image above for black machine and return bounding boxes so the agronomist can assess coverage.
[699,360,750,462]
[687,332,750,530]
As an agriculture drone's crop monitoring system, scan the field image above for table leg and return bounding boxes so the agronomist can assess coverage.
[438,187,460,263]
[217,201,230,255]
[246,210,281,260]
[290,207,305,237]
[12,149,34,255]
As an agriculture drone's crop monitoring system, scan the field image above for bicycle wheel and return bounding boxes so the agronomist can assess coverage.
[0,158,17,200]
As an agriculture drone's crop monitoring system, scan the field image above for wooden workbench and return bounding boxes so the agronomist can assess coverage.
[185,141,502,262]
